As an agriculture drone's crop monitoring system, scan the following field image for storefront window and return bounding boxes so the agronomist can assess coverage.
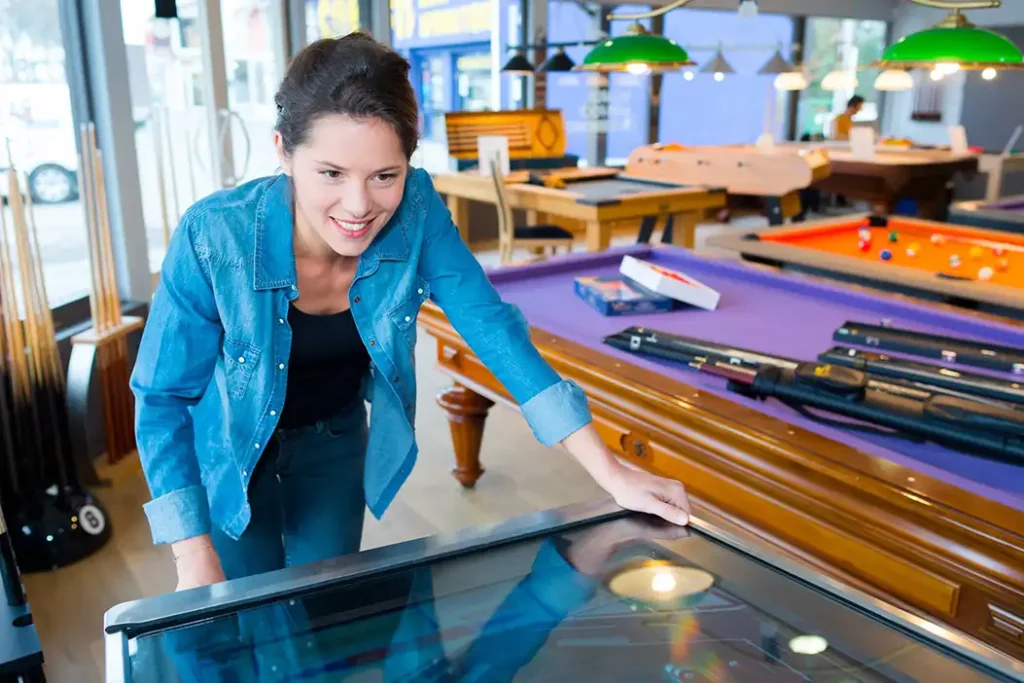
[796,18,888,139]
[419,53,449,141]
[1,0,91,306]
[306,0,360,41]
[454,52,492,112]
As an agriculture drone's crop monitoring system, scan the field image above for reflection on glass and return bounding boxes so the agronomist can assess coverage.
[1,0,90,306]
[127,515,1008,682]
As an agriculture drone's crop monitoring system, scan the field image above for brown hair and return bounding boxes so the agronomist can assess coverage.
[274,33,419,159]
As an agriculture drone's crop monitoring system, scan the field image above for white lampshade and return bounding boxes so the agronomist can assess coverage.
[874,69,914,91]
[821,70,859,91]
[774,71,808,90]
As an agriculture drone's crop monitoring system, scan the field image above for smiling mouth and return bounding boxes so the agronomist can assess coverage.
[331,217,373,239]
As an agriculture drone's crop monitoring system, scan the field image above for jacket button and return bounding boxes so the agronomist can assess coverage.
[404,316,411,322]
[417,288,423,295]
[279,318,285,324]
[353,296,361,304]
[242,469,248,477]
[279,363,285,370]
[270,410,277,416]
[254,443,260,449]
[394,376,400,382]
[369,339,376,347]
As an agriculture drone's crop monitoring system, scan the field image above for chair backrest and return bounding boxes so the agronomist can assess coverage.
[486,157,514,244]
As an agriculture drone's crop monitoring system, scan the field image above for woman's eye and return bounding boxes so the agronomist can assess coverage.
[374,173,397,183]
[320,170,341,179]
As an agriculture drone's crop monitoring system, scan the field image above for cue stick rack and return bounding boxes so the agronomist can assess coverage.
[0,140,111,572]
[71,123,143,466]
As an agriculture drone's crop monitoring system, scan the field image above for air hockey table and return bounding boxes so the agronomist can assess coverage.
[103,500,1024,682]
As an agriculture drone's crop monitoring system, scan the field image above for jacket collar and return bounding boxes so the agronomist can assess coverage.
[253,173,412,291]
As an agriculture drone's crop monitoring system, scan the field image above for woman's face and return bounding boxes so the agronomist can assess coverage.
[277,114,408,258]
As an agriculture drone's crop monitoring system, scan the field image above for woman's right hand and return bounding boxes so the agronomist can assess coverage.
[172,535,227,591]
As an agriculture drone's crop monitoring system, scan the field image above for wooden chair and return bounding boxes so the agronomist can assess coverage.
[486,158,574,265]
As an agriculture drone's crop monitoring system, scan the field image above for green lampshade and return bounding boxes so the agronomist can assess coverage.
[579,23,694,73]
[877,10,1024,70]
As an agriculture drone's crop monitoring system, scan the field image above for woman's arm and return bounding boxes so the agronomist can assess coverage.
[130,210,224,547]
[415,170,690,526]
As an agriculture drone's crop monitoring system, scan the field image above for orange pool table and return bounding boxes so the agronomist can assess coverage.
[708,214,1024,319]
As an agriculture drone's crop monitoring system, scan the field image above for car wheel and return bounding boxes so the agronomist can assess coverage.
[29,164,77,204]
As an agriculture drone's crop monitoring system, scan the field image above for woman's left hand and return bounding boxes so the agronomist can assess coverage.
[562,424,690,526]
[597,458,691,527]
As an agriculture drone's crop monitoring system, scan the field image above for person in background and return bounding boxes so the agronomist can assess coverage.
[832,95,864,141]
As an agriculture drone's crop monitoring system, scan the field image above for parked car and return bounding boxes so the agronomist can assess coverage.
[0,117,79,204]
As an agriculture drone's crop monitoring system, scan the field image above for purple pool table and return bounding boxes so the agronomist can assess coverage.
[949,193,1024,234]
[419,244,1024,660]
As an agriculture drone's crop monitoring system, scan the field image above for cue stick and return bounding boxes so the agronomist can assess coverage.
[1,156,44,490]
[161,105,181,225]
[23,172,76,489]
[0,197,21,501]
[79,126,120,462]
[150,107,172,249]
[7,159,72,490]
[87,124,135,460]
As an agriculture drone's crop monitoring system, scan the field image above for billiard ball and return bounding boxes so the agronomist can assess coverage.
[858,228,872,241]
[888,231,898,243]
[969,246,984,260]
[858,240,870,252]
[978,266,994,281]
[996,259,1010,272]
[905,248,917,258]
[993,247,1006,257]
[931,234,945,245]
[880,249,893,261]
[949,254,962,268]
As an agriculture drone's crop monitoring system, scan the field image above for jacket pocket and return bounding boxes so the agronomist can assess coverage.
[223,338,261,399]
[388,279,431,349]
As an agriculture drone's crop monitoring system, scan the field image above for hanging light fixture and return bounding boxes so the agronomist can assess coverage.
[874,69,915,91]
[876,0,1024,72]
[538,47,576,72]
[579,0,698,73]
[821,69,859,90]
[758,44,807,90]
[701,45,734,82]
[501,52,535,74]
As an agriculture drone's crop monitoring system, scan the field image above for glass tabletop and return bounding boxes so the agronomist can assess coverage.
[107,503,1021,683]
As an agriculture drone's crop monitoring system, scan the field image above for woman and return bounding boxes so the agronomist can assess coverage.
[131,33,690,593]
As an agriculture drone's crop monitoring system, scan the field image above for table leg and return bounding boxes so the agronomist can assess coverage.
[436,384,494,487]
[447,196,470,243]
[585,220,611,252]
[667,212,700,249]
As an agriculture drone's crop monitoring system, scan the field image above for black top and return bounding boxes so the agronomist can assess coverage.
[278,305,369,430]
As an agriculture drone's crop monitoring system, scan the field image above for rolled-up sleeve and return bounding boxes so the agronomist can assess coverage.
[416,170,592,446]
[130,210,223,544]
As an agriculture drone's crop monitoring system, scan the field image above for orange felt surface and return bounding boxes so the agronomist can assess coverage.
[761,218,1024,289]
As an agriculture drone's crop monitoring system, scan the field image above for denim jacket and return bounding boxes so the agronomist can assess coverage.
[131,168,593,545]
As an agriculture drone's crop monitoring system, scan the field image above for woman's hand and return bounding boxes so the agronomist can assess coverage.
[172,535,227,591]
[561,424,690,526]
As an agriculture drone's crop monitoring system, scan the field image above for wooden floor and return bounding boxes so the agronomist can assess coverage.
[20,222,762,682]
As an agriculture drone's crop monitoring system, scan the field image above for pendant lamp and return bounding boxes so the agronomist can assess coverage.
[579,0,698,73]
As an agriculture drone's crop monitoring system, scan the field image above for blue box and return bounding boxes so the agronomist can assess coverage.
[574,276,675,316]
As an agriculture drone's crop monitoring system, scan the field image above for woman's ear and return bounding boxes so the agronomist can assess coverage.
[273,131,292,176]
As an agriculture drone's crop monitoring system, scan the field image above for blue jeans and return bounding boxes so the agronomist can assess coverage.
[157,401,370,682]
[212,399,369,579]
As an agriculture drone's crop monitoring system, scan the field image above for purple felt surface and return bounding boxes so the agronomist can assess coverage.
[487,246,1024,512]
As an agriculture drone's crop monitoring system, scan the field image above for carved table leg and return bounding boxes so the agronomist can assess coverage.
[436,384,494,487]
